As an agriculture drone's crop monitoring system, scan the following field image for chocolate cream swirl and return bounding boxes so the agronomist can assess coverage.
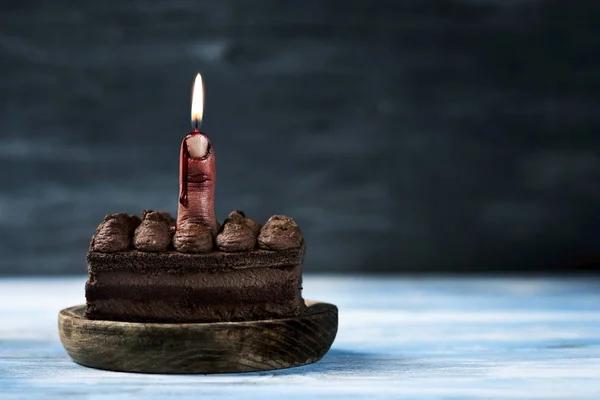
[91,213,141,253]
[132,210,174,252]
[173,222,214,253]
[257,215,303,250]
[216,211,261,252]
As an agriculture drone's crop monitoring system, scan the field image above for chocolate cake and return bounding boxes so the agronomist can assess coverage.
[85,211,306,323]
[60,77,339,375]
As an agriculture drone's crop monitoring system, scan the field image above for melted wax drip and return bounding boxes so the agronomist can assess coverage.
[179,129,198,207]
[179,159,188,207]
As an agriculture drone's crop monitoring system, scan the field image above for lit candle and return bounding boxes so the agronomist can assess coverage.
[176,73,218,236]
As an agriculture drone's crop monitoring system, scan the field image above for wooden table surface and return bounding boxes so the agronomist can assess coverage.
[1,276,599,399]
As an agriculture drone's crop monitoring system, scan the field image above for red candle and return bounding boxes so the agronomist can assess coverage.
[177,73,218,235]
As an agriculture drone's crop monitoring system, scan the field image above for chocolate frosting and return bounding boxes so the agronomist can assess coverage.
[245,217,261,235]
[91,213,140,253]
[156,211,176,228]
[173,222,214,253]
[132,210,173,252]
[258,215,303,250]
[216,211,257,252]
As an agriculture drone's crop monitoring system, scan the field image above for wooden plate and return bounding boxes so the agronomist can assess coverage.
[58,300,338,374]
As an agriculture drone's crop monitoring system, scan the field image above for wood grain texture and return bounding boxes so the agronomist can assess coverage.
[58,300,338,374]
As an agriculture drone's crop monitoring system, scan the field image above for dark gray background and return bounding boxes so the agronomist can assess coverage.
[1,0,599,275]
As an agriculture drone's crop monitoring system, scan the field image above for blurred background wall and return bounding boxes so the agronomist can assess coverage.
[1,0,599,275]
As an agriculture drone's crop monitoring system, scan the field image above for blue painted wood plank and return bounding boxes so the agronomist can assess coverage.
[1,277,600,399]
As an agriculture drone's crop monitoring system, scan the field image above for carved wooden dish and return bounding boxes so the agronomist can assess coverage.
[58,300,338,374]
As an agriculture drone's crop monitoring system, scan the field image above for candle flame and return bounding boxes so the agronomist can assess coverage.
[191,73,204,129]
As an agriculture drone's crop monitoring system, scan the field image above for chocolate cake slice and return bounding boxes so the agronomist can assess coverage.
[85,211,306,323]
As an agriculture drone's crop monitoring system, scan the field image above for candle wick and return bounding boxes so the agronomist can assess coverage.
[192,118,202,132]
[192,119,201,132]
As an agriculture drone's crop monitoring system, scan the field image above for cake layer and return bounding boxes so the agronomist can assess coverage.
[85,247,305,323]
[87,246,304,271]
